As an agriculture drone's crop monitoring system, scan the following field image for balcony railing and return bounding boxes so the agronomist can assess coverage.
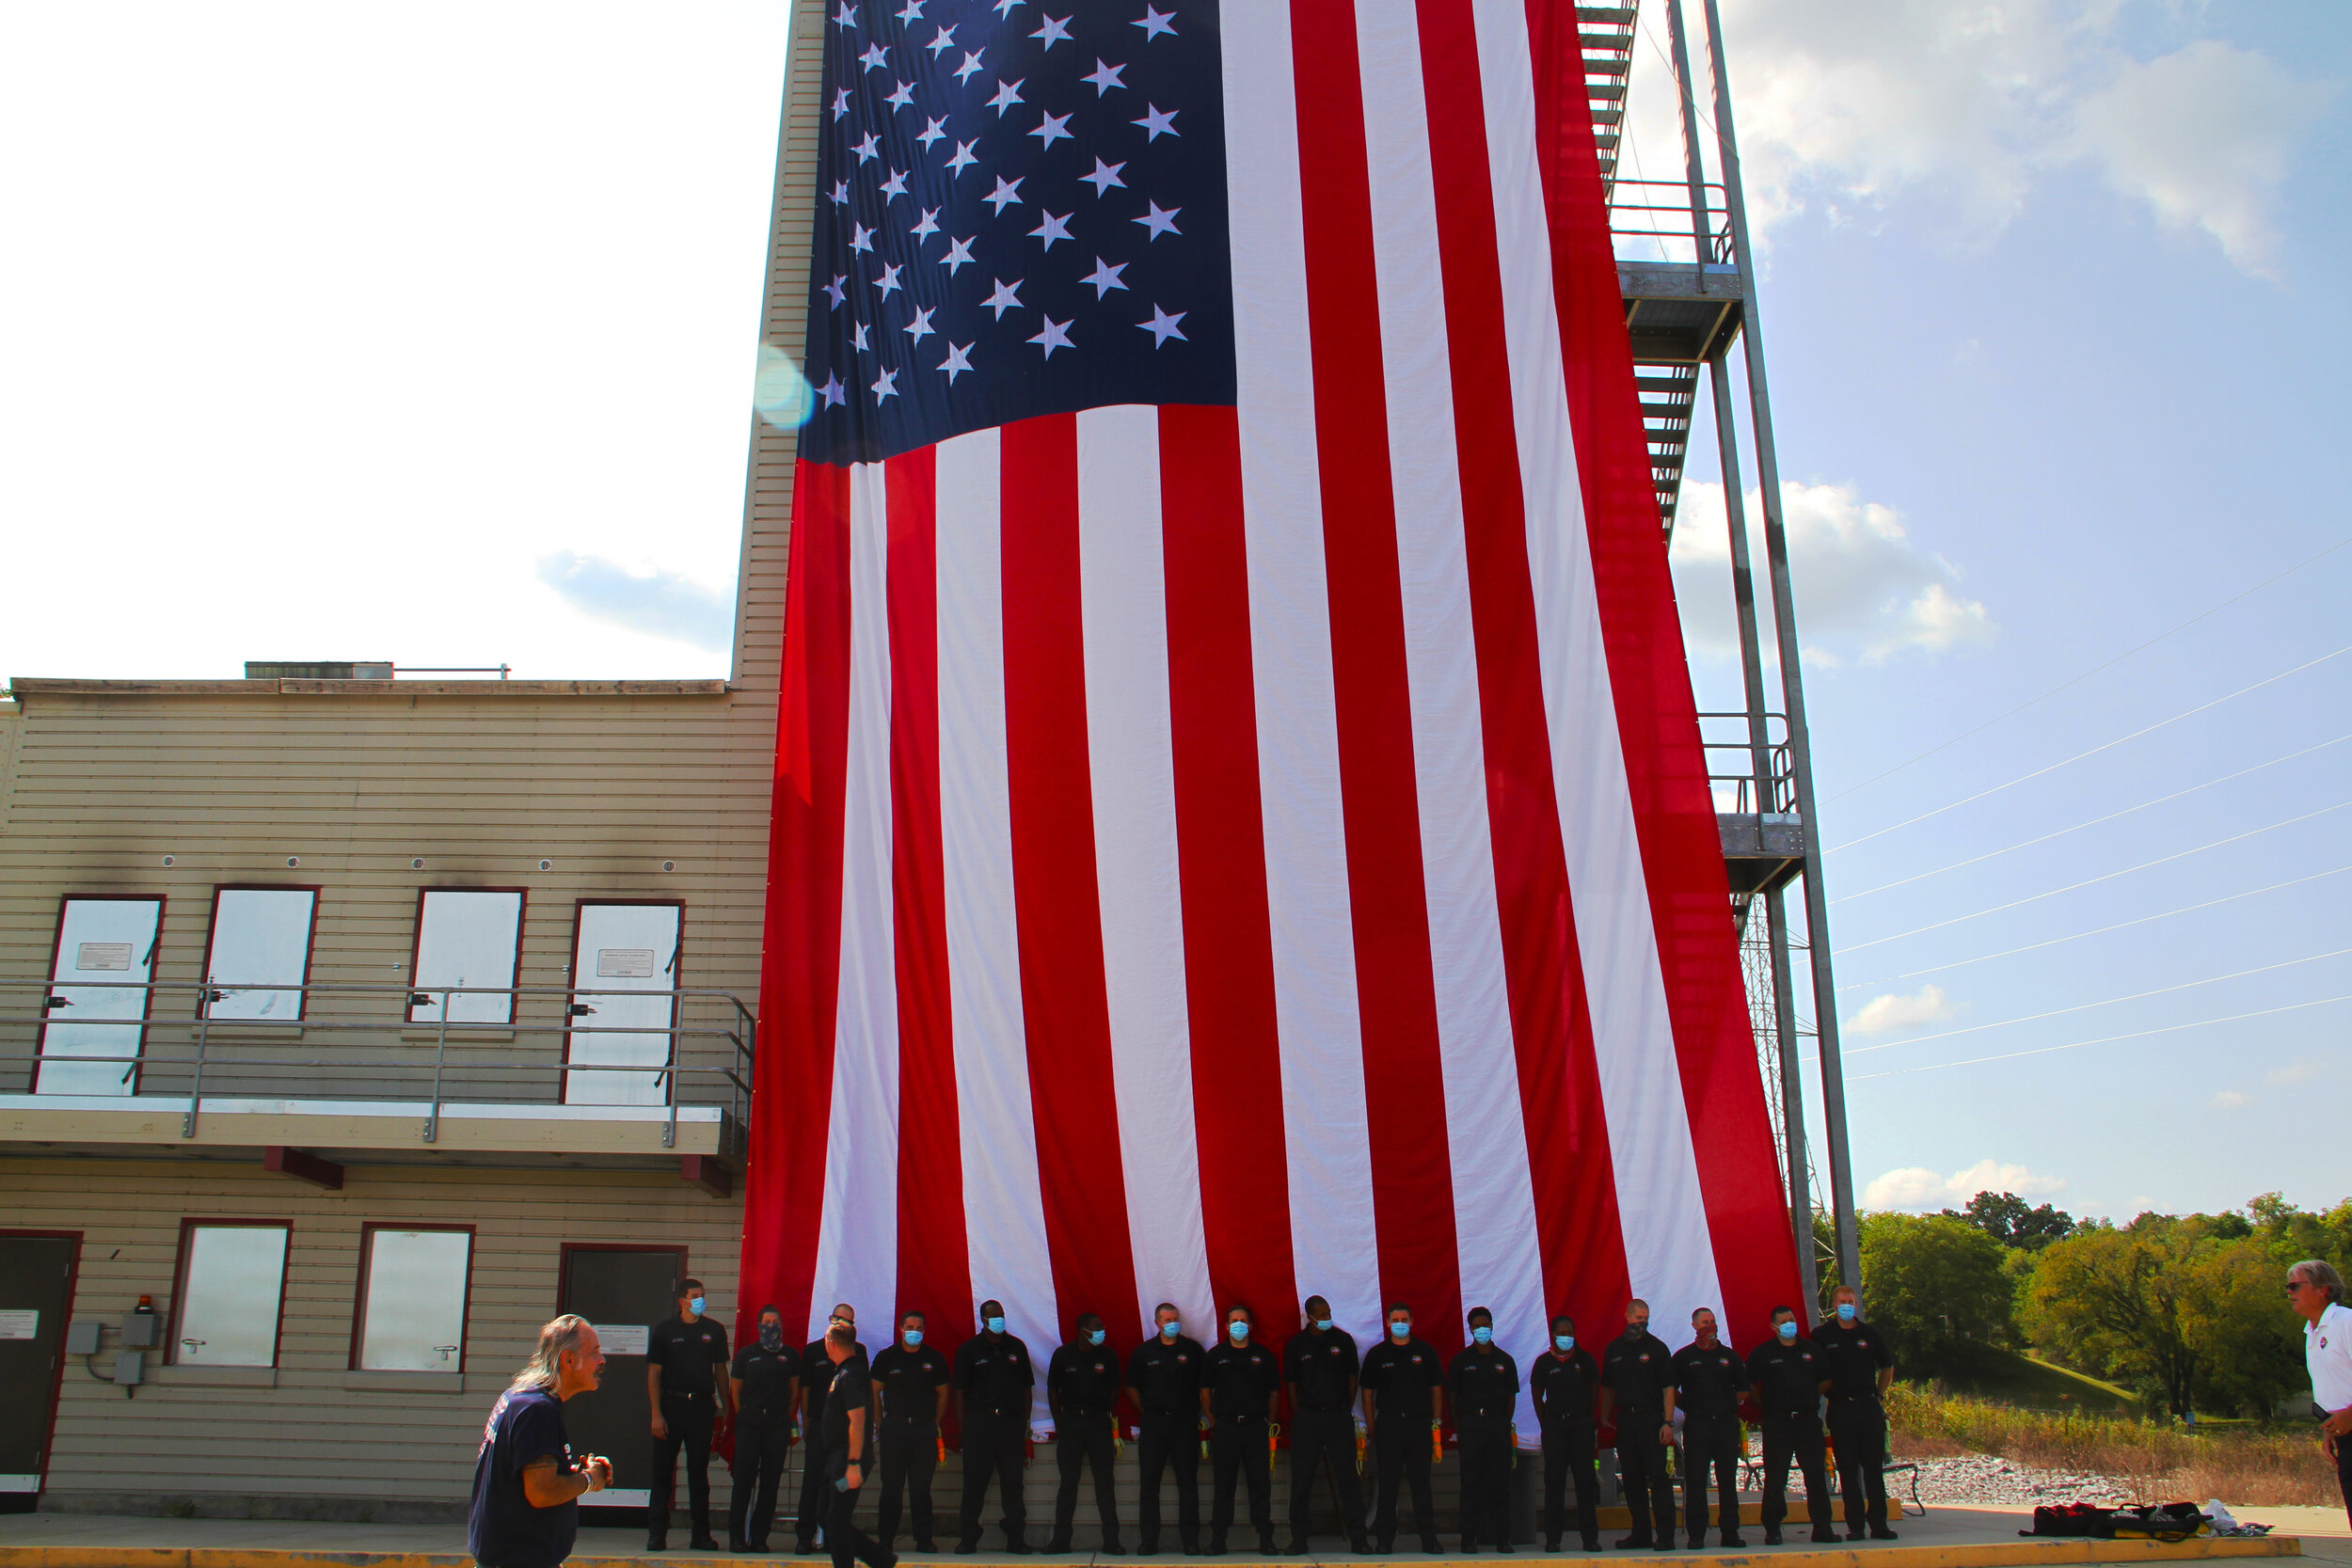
[1611,179,1736,267]
[1697,709,1794,816]
[0,978,754,1151]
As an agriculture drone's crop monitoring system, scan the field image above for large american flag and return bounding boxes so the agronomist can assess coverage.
[744,0,1802,1439]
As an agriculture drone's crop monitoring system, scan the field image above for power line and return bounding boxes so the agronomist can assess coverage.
[1831,733,2352,904]
[1825,535,2352,805]
[1840,799,2351,954]
[1843,945,2352,1056]
[1847,993,2352,1082]
[1825,644,2349,856]
[1834,863,2352,994]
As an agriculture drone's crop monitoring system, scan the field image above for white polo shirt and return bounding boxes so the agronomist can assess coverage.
[2308,1300,2352,1413]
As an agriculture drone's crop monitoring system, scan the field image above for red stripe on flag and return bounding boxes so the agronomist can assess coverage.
[1286,0,1466,1335]
[1410,0,1631,1338]
[998,414,1146,1347]
[743,459,857,1341]
[886,450,973,1332]
[1157,404,1298,1321]
[1518,0,1800,1336]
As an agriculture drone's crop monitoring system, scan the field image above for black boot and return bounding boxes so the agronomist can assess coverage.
[1869,1527,1899,1541]
[1762,1529,1782,1546]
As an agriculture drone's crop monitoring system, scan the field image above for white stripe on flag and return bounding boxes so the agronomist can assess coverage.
[1075,404,1219,1339]
[1354,0,1549,1434]
[936,427,1058,1418]
[1219,0,1383,1337]
[1465,0,1724,1332]
[808,461,899,1341]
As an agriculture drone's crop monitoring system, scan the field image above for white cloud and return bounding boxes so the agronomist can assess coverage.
[2211,1088,2251,1110]
[535,553,733,651]
[1865,1158,2068,1211]
[1848,984,1958,1037]
[2263,1058,2327,1087]
[1672,481,1994,665]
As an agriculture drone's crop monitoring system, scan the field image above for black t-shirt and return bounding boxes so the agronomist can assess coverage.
[821,1357,876,1471]
[468,1386,578,1568]
[648,1315,729,1397]
[1359,1337,1442,1420]
[1202,1338,1280,1418]
[1127,1334,1205,1414]
[953,1332,1035,1417]
[1669,1341,1748,1420]
[1746,1337,1827,1416]
[1047,1340,1124,1415]
[1530,1348,1598,1427]
[1282,1328,1360,1412]
[801,1338,868,1421]
[1812,1319,1894,1402]
[1599,1329,1675,1415]
[869,1343,951,1424]
[1445,1345,1521,1430]
[731,1341,797,1422]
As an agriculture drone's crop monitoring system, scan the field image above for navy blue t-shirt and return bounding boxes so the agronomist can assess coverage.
[469,1386,579,1568]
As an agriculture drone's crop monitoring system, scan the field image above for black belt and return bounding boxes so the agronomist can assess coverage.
[663,1388,711,1401]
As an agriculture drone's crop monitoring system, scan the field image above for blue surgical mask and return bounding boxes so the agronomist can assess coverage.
[689,1295,707,1316]
[1229,1322,1249,1341]
[1160,1320,1181,1339]
[1390,1322,1410,1339]
[1836,1304,1857,1323]
[1471,1325,1493,1345]
[1553,1335,1574,1353]
[1314,1318,1333,1331]
[1776,1322,1798,1341]
[1088,1329,1105,1346]
[904,1329,924,1347]
[986,1315,1007,1334]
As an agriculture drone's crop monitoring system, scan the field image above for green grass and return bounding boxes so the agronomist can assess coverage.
[1896,1341,2137,1414]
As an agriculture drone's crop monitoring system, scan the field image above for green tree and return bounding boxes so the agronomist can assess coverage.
[1858,1212,2014,1376]
[1943,1190,2075,1251]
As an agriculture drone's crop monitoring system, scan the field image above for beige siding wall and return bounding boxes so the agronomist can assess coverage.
[8,1156,742,1511]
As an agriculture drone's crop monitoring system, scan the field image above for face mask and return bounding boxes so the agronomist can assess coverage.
[1229,1323,1249,1341]
[1160,1320,1181,1339]
[1625,1322,1646,1339]
[1471,1325,1493,1345]
[1390,1322,1410,1339]
[1776,1322,1798,1341]
[985,1316,1007,1334]
[689,1295,707,1316]
[760,1324,784,1351]
[904,1329,924,1348]
[1087,1329,1105,1346]
[1836,1304,1857,1323]
[1314,1318,1333,1332]
[1553,1335,1574,1353]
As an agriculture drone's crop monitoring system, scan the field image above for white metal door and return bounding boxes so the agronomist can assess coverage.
[564,903,681,1106]
[37,897,162,1095]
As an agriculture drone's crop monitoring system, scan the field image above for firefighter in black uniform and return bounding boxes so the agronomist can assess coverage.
[1359,1303,1443,1555]
[1597,1299,1676,1551]
[953,1298,1035,1554]
[1124,1303,1204,1557]
[728,1304,799,1553]
[647,1277,734,1552]
[1280,1294,1370,1556]
[796,1304,866,1554]
[1531,1314,1601,1552]
[1815,1286,1898,1541]
[870,1310,950,1552]
[1746,1305,1836,1545]
[1045,1311,1126,1554]
[1669,1308,1748,1550]
[1446,1307,1521,1554]
[1200,1304,1279,1556]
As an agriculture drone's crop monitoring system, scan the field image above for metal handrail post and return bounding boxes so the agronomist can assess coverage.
[183,979,211,1139]
[423,991,449,1144]
[1764,885,1815,1319]
[1698,0,1861,1291]
[1708,350,1776,816]
[1661,0,1716,282]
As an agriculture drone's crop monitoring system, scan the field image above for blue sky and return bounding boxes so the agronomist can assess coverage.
[3,2,2344,1224]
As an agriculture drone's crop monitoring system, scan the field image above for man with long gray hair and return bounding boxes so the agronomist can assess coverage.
[2288,1259,2352,1527]
[469,1316,613,1568]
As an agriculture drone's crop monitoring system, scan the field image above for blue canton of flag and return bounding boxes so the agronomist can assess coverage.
[799,0,1236,465]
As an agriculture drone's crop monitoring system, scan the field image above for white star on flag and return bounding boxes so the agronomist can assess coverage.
[879,168,910,198]
[1029,111,1073,148]
[918,116,947,150]
[939,341,974,383]
[832,88,852,120]
[1028,316,1074,356]
[1082,58,1126,95]
[940,235,977,272]
[1081,158,1127,197]
[1080,257,1129,297]
[1031,15,1072,49]
[1133,5,1176,40]
[859,42,889,71]
[912,207,941,239]
[825,275,848,308]
[871,366,899,402]
[830,180,850,204]
[1132,103,1178,140]
[895,0,922,20]
[1134,201,1181,240]
[954,51,986,82]
[852,132,881,163]
[818,372,847,406]
[904,306,937,343]
[926,24,956,55]
[1030,211,1074,249]
[850,222,876,253]
[1138,304,1186,345]
[832,1,856,26]
[946,140,980,176]
[985,175,1025,213]
[874,261,904,297]
[851,321,871,350]
[886,80,915,109]
[982,277,1024,318]
[988,78,1025,115]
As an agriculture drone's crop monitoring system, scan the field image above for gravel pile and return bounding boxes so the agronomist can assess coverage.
[1902,1453,2134,1508]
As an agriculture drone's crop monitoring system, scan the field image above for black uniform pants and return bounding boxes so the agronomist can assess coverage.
[1681,1414,1741,1540]
[828,1469,895,1568]
[1759,1413,1832,1533]
[1052,1410,1120,1543]
[877,1419,940,1547]
[729,1416,792,1547]
[1286,1408,1366,1544]
[2328,1415,2352,1530]
[1613,1412,1675,1544]
[1209,1414,1273,1544]
[1371,1419,1437,1544]
[651,1393,716,1537]
[1456,1424,1513,1547]
[960,1408,1027,1544]
[1136,1411,1200,1550]
[1541,1419,1599,1546]
[799,1409,834,1544]
[1827,1398,1889,1530]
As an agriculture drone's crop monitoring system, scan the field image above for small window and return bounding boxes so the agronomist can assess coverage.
[202,887,319,1022]
[170,1220,291,1367]
[37,895,164,1095]
[353,1225,473,1371]
[406,889,526,1025]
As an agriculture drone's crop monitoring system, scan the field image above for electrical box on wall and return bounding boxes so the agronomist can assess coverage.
[65,1321,102,1355]
[114,1350,145,1386]
[119,1314,161,1350]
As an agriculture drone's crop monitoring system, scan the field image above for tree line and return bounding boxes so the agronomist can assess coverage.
[1831,1191,2352,1422]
